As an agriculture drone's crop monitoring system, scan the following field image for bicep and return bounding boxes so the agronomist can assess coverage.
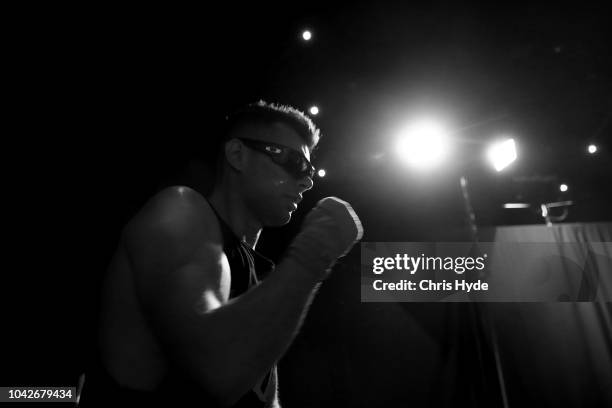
[132,241,231,344]
[162,245,231,314]
[121,188,231,347]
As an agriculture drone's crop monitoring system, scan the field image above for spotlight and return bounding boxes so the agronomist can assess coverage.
[309,106,319,116]
[395,119,449,169]
[317,169,326,178]
[560,184,568,192]
[503,203,531,209]
[302,30,312,41]
[487,138,517,172]
[587,144,597,154]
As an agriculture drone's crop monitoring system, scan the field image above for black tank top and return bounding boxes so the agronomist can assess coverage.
[80,199,278,407]
[208,201,275,297]
[207,201,279,407]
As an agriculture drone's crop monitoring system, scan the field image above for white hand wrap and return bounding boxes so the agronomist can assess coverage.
[287,197,363,279]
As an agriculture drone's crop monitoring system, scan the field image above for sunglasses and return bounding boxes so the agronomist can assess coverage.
[237,138,315,179]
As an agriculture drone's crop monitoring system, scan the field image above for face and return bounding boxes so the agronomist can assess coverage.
[234,122,314,226]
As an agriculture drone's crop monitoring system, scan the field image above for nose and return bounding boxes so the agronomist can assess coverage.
[298,174,314,191]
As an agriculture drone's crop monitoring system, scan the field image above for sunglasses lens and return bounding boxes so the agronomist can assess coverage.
[242,138,314,179]
[286,152,314,179]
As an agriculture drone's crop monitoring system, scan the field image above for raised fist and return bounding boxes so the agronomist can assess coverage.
[287,197,363,279]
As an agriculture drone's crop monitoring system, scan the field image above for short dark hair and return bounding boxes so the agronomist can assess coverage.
[162,101,321,196]
[212,100,321,181]
[224,100,320,150]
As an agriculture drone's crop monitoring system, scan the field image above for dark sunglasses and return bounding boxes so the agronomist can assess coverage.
[237,138,315,179]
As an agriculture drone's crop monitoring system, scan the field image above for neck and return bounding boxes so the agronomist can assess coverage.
[207,185,262,249]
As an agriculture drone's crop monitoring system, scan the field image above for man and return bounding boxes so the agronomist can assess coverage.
[82,101,362,407]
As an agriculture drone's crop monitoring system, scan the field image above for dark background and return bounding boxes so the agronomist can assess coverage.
[4,2,611,407]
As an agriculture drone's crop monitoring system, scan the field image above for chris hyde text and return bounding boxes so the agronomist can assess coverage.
[373,279,489,292]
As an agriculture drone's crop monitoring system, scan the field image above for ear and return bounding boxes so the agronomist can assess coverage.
[224,138,246,172]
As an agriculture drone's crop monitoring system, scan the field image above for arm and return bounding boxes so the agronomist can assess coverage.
[123,187,359,406]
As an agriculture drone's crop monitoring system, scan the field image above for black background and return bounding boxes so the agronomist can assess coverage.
[3,2,611,406]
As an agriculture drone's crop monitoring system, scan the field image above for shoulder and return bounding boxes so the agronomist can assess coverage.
[122,186,223,270]
[120,187,232,321]
[127,186,218,238]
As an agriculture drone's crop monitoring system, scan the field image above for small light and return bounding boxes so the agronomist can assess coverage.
[560,184,568,192]
[302,30,312,41]
[503,203,531,209]
[309,106,319,116]
[317,169,326,178]
[587,144,597,154]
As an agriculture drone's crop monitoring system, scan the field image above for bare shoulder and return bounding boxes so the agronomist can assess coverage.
[128,186,218,237]
[123,186,221,259]
[121,186,230,311]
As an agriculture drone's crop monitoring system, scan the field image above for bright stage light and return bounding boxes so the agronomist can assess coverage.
[394,120,449,169]
[317,169,326,177]
[587,144,597,154]
[309,106,319,115]
[302,30,312,41]
[487,138,517,172]
[503,203,531,209]
[560,184,568,192]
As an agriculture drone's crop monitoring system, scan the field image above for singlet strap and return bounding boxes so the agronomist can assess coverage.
[206,199,240,247]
